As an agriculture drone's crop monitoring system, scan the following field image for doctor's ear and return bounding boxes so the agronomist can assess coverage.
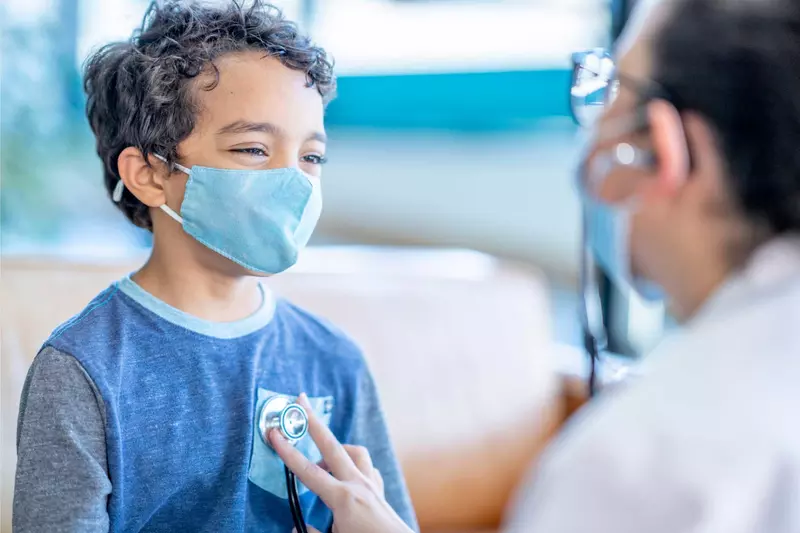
[117,147,168,208]
[647,99,690,197]
[679,111,728,196]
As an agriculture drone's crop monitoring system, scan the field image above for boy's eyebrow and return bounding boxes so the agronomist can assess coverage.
[216,120,327,143]
[217,120,284,136]
[307,131,327,143]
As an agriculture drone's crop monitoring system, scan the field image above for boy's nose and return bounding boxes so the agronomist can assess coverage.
[268,151,299,171]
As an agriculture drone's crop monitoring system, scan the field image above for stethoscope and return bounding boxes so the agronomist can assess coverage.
[258,396,311,533]
[579,206,608,398]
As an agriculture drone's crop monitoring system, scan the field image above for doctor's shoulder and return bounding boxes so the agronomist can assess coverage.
[505,330,800,532]
[507,386,712,532]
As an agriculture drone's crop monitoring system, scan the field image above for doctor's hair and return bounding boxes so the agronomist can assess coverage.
[652,0,800,238]
[83,0,336,230]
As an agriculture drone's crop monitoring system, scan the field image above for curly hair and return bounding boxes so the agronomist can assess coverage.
[83,0,336,230]
[653,0,800,236]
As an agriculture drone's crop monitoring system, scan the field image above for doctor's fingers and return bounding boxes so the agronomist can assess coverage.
[343,445,373,477]
[296,394,364,482]
[319,447,383,494]
[373,468,384,495]
[270,429,343,506]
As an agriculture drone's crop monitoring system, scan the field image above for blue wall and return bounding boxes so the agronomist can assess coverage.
[326,69,572,131]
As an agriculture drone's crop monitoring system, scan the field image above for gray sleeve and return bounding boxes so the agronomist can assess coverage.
[14,346,111,533]
[348,369,419,532]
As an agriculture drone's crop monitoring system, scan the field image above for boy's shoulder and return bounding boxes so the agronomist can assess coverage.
[36,282,142,395]
[44,283,125,356]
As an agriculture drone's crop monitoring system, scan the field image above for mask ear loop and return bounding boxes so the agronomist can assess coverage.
[152,153,191,175]
[112,180,125,203]
[150,153,190,224]
[111,153,192,210]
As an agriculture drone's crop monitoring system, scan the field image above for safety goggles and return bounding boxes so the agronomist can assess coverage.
[570,48,669,128]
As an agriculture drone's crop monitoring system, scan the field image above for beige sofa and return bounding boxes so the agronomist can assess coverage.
[1,247,568,532]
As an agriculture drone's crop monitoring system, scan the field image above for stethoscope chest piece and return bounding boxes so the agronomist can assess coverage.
[259,396,309,447]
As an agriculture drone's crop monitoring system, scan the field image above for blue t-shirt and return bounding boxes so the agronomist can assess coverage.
[27,277,417,532]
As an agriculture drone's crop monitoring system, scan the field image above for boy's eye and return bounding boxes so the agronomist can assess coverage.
[302,154,328,165]
[232,147,267,157]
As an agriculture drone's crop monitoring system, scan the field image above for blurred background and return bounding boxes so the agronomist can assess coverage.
[1,0,663,354]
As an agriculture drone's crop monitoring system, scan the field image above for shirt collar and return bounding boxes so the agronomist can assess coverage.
[117,276,276,339]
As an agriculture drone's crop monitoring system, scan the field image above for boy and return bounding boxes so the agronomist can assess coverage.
[13,2,418,532]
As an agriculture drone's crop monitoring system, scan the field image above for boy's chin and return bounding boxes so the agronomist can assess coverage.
[245,269,274,279]
[201,252,274,279]
[196,246,283,278]
[227,262,274,279]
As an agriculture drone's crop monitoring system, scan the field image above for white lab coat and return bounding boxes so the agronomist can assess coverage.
[505,237,800,533]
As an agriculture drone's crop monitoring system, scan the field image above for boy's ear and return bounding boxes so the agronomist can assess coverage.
[117,147,168,208]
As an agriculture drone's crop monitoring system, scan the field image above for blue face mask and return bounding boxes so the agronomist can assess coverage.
[583,191,665,302]
[115,156,322,275]
[578,135,665,302]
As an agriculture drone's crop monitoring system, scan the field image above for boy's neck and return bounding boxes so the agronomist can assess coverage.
[133,250,263,323]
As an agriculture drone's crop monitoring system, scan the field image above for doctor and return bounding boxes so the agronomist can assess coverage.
[272,0,800,530]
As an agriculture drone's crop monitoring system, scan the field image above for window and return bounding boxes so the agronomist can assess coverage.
[309,0,608,75]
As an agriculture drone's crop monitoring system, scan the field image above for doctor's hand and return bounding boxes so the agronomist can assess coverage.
[270,394,413,533]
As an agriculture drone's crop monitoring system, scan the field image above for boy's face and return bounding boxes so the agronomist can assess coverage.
[152,51,327,274]
[171,50,327,175]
